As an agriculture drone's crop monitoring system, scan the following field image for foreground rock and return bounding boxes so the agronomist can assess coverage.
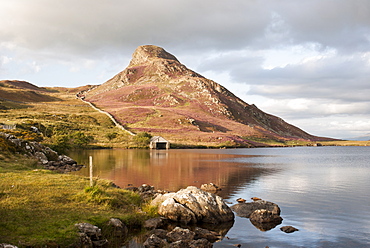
[231,199,282,231]
[230,200,280,218]
[75,219,129,247]
[0,132,83,173]
[0,244,18,248]
[144,227,214,248]
[75,223,108,247]
[151,186,234,224]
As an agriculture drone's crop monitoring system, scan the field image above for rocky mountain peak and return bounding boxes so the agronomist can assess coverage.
[82,45,331,146]
[129,45,179,66]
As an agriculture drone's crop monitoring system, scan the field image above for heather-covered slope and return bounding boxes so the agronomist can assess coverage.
[83,45,332,147]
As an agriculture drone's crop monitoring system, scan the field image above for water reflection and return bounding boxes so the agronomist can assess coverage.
[69,149,278,199]
[68,147,370,248]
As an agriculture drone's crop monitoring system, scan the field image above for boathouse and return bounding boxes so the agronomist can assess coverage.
[149,136,170,149]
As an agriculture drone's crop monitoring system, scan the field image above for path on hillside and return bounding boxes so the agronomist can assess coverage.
[78,98,136,136]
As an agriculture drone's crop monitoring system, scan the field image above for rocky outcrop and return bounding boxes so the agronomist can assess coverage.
[0,132,83,173]
[151,186,234,225]
[231,199,283,231]
[75,219,129,248]
[75,223,107,247]
[143,227,214,248]
[230,200,281,218]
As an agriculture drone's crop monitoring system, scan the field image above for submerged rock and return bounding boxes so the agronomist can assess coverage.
[280,226,299,233]
[249,209,283,231]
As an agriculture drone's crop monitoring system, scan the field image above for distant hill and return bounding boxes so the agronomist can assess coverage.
[0,80,47,91]
[346,134,370,141]
[81,45,334,147]
[0,80,59,103]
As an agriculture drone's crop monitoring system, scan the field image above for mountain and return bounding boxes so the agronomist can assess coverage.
[82,45,333,147]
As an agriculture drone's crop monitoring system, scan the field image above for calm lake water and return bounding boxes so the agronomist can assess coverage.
[69,146,370,248]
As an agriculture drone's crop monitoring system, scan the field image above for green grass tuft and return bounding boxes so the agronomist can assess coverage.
[0,156,150,247]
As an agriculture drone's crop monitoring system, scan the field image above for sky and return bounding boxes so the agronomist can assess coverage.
[1,0,370,139]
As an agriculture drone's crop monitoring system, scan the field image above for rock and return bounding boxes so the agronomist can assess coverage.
[0,244,18,248]
[230,200,280,218]
[280,226,299,233]
[168,240,189,248]
[107,218,128,237]
[0,132,84,173]
[249,209,283,231]
[44,147,59,161]
[151,192,176,206]
[189,238,213,248]
[194,227,221,242]
[144,217,169,230]
[249,209,283,224]
[200,183,221,193]
[251,197,262,201]
[144,226,219,247]
[138,183,155,193]
[75,223,102,239]
[75,223,108,247]
[159,197,197,224]
[153,186,234,224]
[143,234,168,248]
[148,229,169,240]
[166,227,195,243]
[34,151,49,164]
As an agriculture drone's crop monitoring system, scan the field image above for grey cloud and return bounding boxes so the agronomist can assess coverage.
[0,0,271,58]
[268,0,370,52]
[206,51,370,102]
[2,0,370,61]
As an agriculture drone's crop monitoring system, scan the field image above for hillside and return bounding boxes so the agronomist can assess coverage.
[0,82,141,149]
[82,45,333,147]
[0,80,59,103]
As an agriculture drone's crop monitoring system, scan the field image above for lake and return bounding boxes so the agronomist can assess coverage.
[69,146,370,247]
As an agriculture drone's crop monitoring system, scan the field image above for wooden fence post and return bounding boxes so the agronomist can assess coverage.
[89,156,93,187]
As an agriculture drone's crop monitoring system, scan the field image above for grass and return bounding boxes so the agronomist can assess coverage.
[0,87,140,148]
[320,140,370,146]
[0,154,157,247]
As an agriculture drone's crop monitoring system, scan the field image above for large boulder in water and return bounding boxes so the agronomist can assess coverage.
[151,186,234,224]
